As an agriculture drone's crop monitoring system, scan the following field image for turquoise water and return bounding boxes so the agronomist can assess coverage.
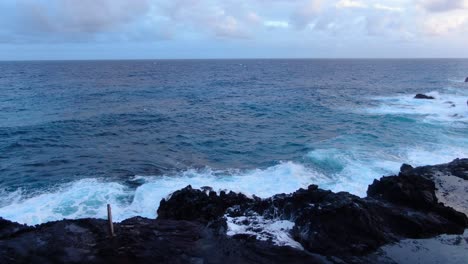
[0,59,467,224]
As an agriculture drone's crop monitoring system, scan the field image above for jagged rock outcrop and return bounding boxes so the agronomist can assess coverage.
[398,158,468,180]
[414,94,435,99]
[158,186,254,223]
[157,159,468,257]
[0,218,29,239]
[0,159,467,263]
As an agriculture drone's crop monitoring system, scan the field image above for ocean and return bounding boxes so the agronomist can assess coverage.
[0,59,467,225]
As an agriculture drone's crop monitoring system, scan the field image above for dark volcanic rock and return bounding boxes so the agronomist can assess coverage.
[158,161,468,257]
[367,172,438,209]
[398,158,468,180]
[0,218,29,239]
[1,159,467,263]
[158,185,254,223]
[414,93,435,99]
[267,180,466,256]
[0,217,324,264]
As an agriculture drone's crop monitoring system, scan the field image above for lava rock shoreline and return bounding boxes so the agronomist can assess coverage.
[1,159,467,264]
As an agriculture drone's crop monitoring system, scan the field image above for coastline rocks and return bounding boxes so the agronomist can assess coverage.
[158,185,254,223]
[0,159,467,263]
[398,158,468,180]
[465,77,468,82]
[276,180,465,256]
[367,170,438,209]
[397,158,468,218]
[0,218,29,239]
[0,217,325,264]
[157,160,468,257]
[414,93,435,99]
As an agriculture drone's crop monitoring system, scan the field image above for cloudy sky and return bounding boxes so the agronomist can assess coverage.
[0,0,467,60]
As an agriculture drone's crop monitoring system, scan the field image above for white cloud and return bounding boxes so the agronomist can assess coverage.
[213,15,246,38]
[0,0,466,46]
[335,0,367,9]
[246,12,261,25]
[264,20,289,28]
[373,4,404,12]
[415,0,468,35]
[422,11,468,35]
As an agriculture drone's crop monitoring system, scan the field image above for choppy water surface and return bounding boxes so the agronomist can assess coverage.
[0,59,467,224]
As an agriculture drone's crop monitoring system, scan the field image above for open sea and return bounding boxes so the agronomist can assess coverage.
[0,59,467,225]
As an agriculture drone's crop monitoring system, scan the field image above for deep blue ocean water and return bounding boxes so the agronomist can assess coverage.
[0,59,467,224]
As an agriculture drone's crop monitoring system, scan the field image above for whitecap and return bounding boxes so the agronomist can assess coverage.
[365,89,468,123]
[0,162,330,225]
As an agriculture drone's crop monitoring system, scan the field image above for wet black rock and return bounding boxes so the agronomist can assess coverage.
[158,160,468,257]
[465,77,468,82]
[367,171,437,209]
[414,93,435,99]
[398,158,468,180]
[263,178,465,256]
[0,218,29,239]
[1,159,467,263]
[158,185,254,223]
[0,217,326,264]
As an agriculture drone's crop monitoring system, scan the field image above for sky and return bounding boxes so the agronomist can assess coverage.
[0,0,467,60]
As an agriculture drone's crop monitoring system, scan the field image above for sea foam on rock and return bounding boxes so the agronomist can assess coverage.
[157,159,468,257]
[0,159,467,263]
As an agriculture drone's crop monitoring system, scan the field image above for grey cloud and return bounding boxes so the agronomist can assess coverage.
[0,0,161,43]
[18,0,152,33]
[155,0,257,39]
[0,0,449,45]
[418,0,466,12]
[1,0,261,43]
[290,0,323,29]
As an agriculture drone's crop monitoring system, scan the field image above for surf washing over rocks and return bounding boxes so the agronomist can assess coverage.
[0,60,467,226]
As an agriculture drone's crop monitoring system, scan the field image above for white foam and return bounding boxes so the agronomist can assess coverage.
[0,188,24,208]
[366,90,468,123]
[405,147,468,167]
[3,142,463,226]
[226,215,303,249]
[0,179,134,225]
[448,77,468,83]
[0,162,331,225]
[1,89,466,227]
[307,148,402,195]
[306,143,468,197]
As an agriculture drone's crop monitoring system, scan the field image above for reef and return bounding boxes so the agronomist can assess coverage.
[1,159,467,263]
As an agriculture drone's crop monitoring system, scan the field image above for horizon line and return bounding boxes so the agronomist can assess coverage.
[1,57,468,62]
